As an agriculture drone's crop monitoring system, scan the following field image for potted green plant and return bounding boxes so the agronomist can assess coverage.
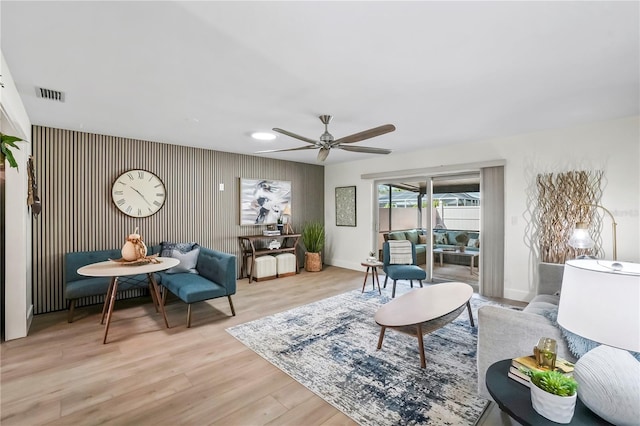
[526,369,578,423]
[1,132,24,170]
[301,221,325,272]
[455,232,469,252]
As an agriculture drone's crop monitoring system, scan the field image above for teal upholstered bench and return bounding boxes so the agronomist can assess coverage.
[64,245,236,327]
[160,247,237,327]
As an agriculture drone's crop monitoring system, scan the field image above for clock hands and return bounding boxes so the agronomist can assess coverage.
[130,186,152,207]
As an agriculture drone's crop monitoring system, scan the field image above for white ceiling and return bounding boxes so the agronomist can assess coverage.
[2,1,638,165]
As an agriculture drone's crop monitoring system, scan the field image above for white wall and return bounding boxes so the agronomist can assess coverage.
[2,51,33,340]
[325,116,640,302]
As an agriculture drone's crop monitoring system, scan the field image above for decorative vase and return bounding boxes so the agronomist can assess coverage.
[305,252,322,272]
[459,245,466,253]
[121,230,147,261]
[573,345,640,425]
[530,382,577,424]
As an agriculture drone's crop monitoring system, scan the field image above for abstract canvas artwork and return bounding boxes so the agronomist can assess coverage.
[240,178,291,225]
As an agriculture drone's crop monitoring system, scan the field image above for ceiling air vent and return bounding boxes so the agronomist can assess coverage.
[36,87,65,102]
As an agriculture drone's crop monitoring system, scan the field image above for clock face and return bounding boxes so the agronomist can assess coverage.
[111,169,166,217]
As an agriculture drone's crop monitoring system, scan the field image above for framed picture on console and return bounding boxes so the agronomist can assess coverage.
[240,178,291,225]
[335,185,356,227]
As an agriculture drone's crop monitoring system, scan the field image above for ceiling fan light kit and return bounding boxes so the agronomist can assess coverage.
[251,132,277,141]
[255,115,395,162]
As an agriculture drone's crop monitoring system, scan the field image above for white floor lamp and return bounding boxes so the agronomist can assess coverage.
[557,259,640,425]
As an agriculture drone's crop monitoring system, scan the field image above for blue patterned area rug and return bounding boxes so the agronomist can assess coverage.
[227,286,511,425]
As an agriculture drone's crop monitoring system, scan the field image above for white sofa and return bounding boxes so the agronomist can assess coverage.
[476,263,577,400]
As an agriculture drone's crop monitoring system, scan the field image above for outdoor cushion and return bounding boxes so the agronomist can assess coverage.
[435,233,448,245]
[405,229,419,244]
[388,231,406,240]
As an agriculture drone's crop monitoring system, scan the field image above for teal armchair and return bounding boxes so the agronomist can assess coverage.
[382,241,427,298]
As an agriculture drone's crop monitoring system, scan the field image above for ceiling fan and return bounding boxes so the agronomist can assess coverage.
[256,115,396,162]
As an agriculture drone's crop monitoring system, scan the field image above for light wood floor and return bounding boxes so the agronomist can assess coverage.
[1,265,520,425]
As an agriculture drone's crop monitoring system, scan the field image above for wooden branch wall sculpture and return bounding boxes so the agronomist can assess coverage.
[536,170,603,263]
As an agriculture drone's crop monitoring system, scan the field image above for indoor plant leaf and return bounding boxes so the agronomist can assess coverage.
[1,132,24,169]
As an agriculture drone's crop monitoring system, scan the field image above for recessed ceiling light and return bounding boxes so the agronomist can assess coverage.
[251,132,276,141]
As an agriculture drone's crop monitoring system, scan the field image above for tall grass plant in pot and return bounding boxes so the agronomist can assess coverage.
[301,221,325,272]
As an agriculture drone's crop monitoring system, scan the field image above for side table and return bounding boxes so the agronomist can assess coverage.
[361,260,383,294]
[486,359,612,425]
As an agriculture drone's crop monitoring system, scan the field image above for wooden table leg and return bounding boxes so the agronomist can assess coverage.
[148,279,159,313]
[466,301,475,327]
[103,278,119,344]
[416,323,426,368]
[377,326,386,349]
[373,267,381,294]
[361,266,370,293]
[147,273,170,329]
[101,276,116,325]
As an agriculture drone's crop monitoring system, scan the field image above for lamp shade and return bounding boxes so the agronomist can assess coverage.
[557,259,640,352]
[568,222,595,249]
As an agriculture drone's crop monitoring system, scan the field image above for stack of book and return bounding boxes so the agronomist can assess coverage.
[263,230,281,236]
[508,355,575,387]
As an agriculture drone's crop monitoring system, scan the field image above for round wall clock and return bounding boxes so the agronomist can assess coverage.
[111,169,166,217]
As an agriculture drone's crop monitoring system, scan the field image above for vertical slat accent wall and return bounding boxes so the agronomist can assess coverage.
[31,126,324,314]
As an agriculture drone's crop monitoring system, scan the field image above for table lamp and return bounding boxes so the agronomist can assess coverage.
[281,204,293,235]
[557,259,640,425]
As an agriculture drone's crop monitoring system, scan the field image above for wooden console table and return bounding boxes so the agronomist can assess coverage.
[238,233,301,282]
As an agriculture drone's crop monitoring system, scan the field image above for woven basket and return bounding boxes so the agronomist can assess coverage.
[305,252,322,272]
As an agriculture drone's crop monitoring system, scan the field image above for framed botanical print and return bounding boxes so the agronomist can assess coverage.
[335,186,356,227]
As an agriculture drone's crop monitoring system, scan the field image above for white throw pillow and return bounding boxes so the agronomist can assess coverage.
[166,247,200,274]
[435,233,448,245]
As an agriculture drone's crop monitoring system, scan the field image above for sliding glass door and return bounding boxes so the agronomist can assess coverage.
[375,173,482,289]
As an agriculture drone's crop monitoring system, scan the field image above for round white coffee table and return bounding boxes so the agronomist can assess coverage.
[78,257,179,343]
[374,282,475,368]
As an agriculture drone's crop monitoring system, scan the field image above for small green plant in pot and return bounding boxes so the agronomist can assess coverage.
[301,221,325,272]
[530,370,578,396]
[526,369,578,423]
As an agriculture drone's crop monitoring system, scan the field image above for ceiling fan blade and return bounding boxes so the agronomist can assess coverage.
[317,148,330,162]
[337,145,392,155]
[255,145,317,154]
[272,128,319,145]
[332,124,396,145]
